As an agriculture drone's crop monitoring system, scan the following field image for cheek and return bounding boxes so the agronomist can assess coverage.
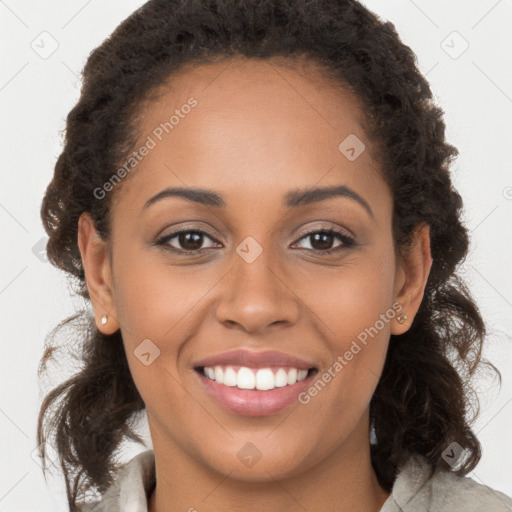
[299,245,396,408]
[302,246,396,344]
[112,242,199,340]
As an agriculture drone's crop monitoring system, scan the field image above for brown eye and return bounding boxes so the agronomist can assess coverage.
[308,231,338,251]
[292,229,355,253]
[175,231,204,251]
[157,229,221,252]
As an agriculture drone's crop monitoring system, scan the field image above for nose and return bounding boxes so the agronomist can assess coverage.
[215,246,300,334]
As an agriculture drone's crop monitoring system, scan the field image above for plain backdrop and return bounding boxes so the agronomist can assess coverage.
[1,0,511,510]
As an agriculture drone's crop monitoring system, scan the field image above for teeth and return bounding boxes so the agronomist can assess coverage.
[214,366,223,383]
[274,368,288,387]
[237,367,255,389]
[202,365,310,390]
[223,367,237,386]
[287,368,297,385]
[255,368,274,390]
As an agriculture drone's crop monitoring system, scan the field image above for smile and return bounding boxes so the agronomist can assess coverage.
[194,365,318,416]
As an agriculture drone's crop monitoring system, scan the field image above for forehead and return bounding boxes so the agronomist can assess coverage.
[111,56,387,217]
[138,55,369,150]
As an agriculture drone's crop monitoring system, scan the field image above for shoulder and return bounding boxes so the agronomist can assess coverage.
[427,467,512,511]
[381,453,512,512]
[76,449,156,512]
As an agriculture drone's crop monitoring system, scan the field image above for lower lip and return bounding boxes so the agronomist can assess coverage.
[195,369,317,416]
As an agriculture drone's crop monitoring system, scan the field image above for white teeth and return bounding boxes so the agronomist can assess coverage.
[274,368,289,387]
[202,365,310,390]
[214,366,223,383]
[287,368,297,385]
[223,367,237,387]
[255,368,274,390]
[237,367,255,389]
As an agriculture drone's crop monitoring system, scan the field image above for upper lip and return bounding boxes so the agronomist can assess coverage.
[193,349,317,370]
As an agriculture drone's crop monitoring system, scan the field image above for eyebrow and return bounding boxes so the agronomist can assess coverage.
[142,185,374,219]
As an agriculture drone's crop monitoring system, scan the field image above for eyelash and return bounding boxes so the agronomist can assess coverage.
[155,226,356,255]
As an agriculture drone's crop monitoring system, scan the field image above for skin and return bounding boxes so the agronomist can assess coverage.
[78,56,432,512]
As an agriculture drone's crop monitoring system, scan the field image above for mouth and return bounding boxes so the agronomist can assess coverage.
[194,365,319,416]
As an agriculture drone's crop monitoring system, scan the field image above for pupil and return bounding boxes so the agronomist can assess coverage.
[311,232,333,250]
[180,232,203,250]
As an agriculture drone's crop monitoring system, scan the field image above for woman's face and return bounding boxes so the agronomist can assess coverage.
[79,57,431,481]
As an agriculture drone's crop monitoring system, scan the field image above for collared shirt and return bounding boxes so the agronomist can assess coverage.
[80,449,512,511]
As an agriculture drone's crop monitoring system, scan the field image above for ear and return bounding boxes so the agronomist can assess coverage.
[391,223,433,335]
[77,212,120,335]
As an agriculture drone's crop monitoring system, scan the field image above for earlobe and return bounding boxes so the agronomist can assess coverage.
[391,223,433,335]
[77,212,120,335]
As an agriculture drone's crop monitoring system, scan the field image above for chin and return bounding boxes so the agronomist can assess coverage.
[198,444,315,482]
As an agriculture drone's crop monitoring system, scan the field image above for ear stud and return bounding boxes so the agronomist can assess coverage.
[101,314,108,325]
[397,313,408,324]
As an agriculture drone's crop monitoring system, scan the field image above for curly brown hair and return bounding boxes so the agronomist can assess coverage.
[37,0,500,509]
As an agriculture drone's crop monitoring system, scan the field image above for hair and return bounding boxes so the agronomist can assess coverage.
[37,0,501,509]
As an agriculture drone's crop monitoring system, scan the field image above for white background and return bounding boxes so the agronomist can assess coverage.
[1,0,511,510]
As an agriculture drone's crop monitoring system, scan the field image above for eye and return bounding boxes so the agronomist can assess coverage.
[156,229,221,253]
[291,228,356,254]
[155,227,356,255]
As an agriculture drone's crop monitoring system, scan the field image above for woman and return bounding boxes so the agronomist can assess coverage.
[37,0,512,510]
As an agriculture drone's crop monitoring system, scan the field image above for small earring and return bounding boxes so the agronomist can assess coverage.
[397,313,408,324]
[101,314,108,325]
